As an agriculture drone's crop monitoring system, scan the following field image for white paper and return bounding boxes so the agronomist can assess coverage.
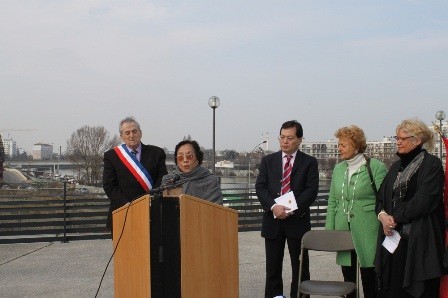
[382,230,401,254]
[273,192,298,218]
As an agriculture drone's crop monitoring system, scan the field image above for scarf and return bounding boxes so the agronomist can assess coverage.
[162,166,223,204]
[392,148,425,206]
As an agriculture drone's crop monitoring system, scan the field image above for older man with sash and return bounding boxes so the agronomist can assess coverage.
[103,116,168,230]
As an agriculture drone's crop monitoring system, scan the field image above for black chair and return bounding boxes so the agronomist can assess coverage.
[298,230,359,297]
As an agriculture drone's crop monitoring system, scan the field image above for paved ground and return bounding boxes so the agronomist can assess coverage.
[0,231,349,298]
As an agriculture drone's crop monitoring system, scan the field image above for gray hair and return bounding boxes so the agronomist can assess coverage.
[119,116,141,134]
[396,118,435,151]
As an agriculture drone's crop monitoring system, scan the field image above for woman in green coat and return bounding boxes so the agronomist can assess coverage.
[325,125,387,298]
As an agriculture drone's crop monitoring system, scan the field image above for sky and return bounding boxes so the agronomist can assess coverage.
[1,1,447,154]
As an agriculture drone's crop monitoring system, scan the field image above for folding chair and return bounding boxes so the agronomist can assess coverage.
[298,230,359,298]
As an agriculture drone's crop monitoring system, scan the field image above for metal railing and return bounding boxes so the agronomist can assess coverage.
[0,184,329,244]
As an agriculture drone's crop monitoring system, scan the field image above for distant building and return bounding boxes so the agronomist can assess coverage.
[430,121,448,162]
[216,160,234,168]
[2,138,17,157]
[299,140,338,160]
[32,143,53,160]
[365,137,397,160]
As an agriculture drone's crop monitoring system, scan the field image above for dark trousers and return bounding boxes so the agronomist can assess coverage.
[264,235,309,298]
[341,251,376,298]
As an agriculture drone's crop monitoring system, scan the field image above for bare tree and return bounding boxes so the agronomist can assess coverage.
[67,125,120,185]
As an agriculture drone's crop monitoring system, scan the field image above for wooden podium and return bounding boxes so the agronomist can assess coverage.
[112,194,239,298]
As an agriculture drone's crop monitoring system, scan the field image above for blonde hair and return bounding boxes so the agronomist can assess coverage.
[396,118,435,151]
[334,125,367,153]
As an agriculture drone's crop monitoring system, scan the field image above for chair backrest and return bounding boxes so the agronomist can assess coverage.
[301,230,355,252]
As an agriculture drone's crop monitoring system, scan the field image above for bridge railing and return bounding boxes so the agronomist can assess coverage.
[0,184,329,244]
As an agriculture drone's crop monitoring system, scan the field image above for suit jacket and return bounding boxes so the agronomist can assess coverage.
[103,143,168,226]
[256,150,319,239]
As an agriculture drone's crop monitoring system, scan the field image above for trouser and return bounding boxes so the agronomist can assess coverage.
[341,250,377,298]
[264,235,309,298]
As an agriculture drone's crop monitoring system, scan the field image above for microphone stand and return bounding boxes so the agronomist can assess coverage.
[148,178,179,298]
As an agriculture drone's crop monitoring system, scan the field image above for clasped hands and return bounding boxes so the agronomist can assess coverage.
[273,205,291,220]
[379,213,397,236]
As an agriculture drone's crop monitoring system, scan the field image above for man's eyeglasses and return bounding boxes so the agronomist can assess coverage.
[394,136,413,142]
[278,135,297,142]
[175,154,196,162]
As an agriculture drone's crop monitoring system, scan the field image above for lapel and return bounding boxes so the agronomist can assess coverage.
[139,143,149,167]
[274,151,283,179]
[291,150,303,176]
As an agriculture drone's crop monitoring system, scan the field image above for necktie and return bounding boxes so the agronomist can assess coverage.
[281,155,292,195]
[131,149,138,158]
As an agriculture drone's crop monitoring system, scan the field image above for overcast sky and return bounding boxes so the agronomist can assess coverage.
[1,1,447,153]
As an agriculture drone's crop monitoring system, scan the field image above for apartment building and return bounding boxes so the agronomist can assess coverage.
[2,138,17,157]
[32,143,53,160]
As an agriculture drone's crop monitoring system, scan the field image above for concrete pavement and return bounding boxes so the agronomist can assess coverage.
[0,231,346,298]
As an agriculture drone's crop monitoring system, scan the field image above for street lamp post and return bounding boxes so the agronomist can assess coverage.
[248,141,267,189]
[435,110,446,160]
[208,96,220,175]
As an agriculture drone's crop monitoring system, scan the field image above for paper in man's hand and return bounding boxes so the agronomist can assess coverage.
[273,192,298,218]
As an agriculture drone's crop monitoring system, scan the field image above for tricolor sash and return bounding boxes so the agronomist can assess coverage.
[114,144,154,192]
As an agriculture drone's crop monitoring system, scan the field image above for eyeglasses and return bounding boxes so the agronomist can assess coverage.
[394,135,414,142]
[175,153,196,162]
[278,135,297,142]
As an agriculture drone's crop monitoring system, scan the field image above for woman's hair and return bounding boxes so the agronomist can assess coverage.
[396,118,435,151]
[174,140,204,165]
[334,125,367,153]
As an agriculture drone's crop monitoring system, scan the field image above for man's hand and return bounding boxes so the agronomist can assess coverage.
[273,205,291,220]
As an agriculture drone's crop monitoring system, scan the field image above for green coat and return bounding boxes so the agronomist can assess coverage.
[325,157,387,267]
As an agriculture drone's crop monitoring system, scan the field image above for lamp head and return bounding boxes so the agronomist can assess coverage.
[435,110,446,121]
[208,96,220,109]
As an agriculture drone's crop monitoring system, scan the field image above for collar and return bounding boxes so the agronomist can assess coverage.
[126,143,142,154]
[397,146,424,169]
[346,153,366,169]
[282,149,299,159]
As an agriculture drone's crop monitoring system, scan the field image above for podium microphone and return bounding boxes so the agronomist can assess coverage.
[148,173,181,195]
[167,173,181,185]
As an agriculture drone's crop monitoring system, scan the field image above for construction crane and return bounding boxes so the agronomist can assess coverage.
[0,129,37,139]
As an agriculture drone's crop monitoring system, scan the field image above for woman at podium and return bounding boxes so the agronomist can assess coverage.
[162,140,223,205]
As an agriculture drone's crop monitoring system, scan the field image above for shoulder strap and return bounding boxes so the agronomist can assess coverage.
[365,155,378,197]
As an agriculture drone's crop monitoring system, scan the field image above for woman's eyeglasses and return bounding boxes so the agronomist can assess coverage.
[393,136,413,142]
[175,154,196,162]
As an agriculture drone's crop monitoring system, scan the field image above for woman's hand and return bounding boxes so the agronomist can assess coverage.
[379,212,396,236]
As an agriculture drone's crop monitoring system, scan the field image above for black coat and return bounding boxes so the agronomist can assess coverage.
[375,151,445,295]
[103,143,167,228]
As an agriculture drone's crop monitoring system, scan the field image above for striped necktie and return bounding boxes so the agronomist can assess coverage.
[281,155,292,195]
[131,149,138,158]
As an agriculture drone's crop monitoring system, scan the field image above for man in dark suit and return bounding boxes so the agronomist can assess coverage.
[103,116,168,230]
[256,120,319,298]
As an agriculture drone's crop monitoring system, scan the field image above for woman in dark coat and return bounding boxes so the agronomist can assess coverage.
[376,118,445,297]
